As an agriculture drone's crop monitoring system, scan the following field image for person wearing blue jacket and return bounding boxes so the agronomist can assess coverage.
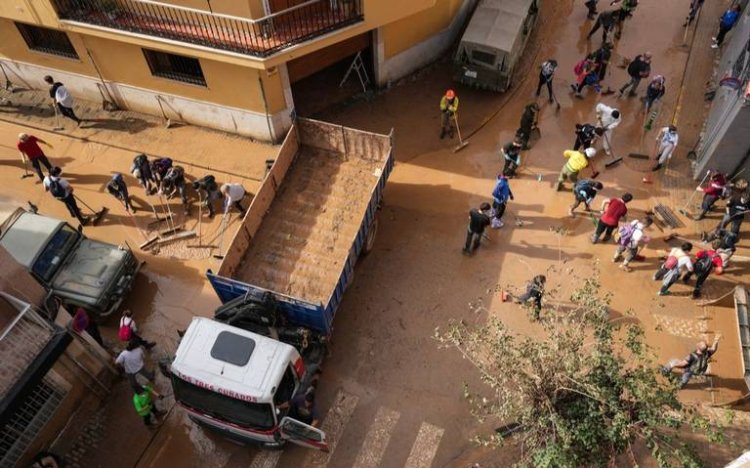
[712,5,741,48]
[491,174,514,228]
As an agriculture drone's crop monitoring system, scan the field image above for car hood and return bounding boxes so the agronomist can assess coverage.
[51,239,128,299]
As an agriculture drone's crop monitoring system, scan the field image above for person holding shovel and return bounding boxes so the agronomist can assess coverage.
[439,89,459,140]
[695,172,727,220]
[595,102,621,157]
[573,123,604,151]
[517,103,540,149]
[556,147,597,192]
[192,175,221,218]
[160,165,189,215]
[501,138,523,177]
[515,275,546,320]
[130,153,156,195]
[716,191,749,236]
[535,59,558,102]
[43,167,88,226]
[221,183,247,216]
[463,202,491,255]
[569,179,603,216]
[17,133,54,182]
[652,125,679,172]
[44,75,82,125]
[106,173,135,213]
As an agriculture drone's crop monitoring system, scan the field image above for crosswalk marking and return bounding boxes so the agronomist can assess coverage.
[403,422,445,468]
[249,450,282,468]
[307,390,360,466]
[352,407,400,468]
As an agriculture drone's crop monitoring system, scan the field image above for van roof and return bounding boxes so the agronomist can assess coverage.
[171,317,297,403]
[461,0,534,53]
[0,210,63,269]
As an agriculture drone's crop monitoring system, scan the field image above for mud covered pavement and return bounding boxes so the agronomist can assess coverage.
[2,0,750,466]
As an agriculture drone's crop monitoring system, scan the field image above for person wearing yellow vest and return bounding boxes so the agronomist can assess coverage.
[132,383,164,427]
[439,89,459,139]
[556,147,596,191]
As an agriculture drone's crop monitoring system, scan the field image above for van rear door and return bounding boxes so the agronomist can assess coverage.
[279,417,329,452]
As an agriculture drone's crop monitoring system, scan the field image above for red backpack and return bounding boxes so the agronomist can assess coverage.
[118,317,133,341]
[574,59,588,76]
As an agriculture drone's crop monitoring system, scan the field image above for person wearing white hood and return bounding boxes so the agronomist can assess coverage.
[595,102,621,157]
[613,217,652,272]
[652,125,679,172]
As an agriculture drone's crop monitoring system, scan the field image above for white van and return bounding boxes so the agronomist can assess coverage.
[169,317,329,451]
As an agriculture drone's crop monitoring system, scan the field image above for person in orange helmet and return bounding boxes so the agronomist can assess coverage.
[439,89,459,139]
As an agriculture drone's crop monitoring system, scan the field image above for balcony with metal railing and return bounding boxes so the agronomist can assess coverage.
[50,0,364,58]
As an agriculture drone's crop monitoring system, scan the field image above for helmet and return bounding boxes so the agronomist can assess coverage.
[112,173,123,181]
[445,89,455,99]
[584,148,597,158]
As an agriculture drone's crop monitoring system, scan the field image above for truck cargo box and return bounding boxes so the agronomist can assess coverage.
[208,118,393,334]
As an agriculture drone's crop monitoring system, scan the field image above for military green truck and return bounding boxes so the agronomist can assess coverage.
[0,201,141,318]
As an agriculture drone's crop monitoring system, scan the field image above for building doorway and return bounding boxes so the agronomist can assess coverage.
[289,32,373,117]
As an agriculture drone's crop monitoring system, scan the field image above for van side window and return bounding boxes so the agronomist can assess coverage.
[274,366,297,406]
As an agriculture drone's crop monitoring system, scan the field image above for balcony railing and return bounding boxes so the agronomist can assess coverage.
[51,0,364,58]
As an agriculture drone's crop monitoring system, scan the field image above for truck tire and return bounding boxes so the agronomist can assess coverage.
[363,216,379,255]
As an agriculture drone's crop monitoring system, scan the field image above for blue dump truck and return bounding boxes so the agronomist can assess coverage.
[168,118,393,449]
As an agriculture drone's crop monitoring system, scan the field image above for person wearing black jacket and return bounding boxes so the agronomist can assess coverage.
[587,10,621,43]
[718,193,749,236]
[619,52,651,97]
[463,202,491,255]
[516,103,539,149]
[590,43,613,84]
[573,123,604,150]
[106,173,135,213]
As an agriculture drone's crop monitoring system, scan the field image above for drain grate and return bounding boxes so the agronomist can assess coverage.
[654,204,684,229]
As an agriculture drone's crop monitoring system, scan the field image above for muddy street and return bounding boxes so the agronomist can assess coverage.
[1,0,749,466]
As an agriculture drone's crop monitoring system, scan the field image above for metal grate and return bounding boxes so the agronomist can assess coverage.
[51,0,364,58]
[0,298,55,399]
[143,49,206,86]
[15,23,79,59]
[0,375,67,466]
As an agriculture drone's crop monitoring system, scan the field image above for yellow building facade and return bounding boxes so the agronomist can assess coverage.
[0,0,474,142]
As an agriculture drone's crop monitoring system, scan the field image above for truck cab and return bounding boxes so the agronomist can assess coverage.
[0,203,140,318]
[170,317,328,451]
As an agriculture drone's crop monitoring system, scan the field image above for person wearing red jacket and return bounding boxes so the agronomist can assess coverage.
[591,193,632,243]
[682,249,723,299]
[695,172,726,220]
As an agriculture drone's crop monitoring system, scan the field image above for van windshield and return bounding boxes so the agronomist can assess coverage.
[32,225,79,282]
[172,375,275,430]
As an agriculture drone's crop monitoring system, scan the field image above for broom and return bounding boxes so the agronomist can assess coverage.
[453,114,469,153]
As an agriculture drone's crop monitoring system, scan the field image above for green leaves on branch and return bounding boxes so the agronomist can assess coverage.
[435,274,724,467]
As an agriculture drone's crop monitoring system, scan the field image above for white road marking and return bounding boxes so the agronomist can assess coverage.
[352,407,401,468]
[249,450,282,468]
[307,390,360,466]
[403,422,445,468]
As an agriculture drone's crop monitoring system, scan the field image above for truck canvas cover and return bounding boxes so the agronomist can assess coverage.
[460,0,534,62]
[454,0,539,91]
